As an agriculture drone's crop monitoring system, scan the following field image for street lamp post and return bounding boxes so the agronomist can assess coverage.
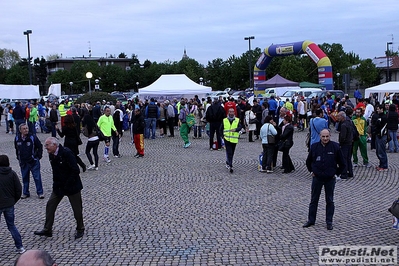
[387,41,393,82]
[69,82,73,94]
[336,72,340,90]
[95,79,99,91]
[136,82,139,91]
[244,36,255,89]
[23,30,33,85]
[86,72,93,95]
[199,77,203,85]
[114,83,117,91]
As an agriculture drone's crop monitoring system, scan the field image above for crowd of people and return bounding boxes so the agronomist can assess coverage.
[1,89,398,255]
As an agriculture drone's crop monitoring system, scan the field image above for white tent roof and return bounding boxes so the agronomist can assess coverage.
[364,82,399,103]
[138,74,212,101]
[0,84,40,99]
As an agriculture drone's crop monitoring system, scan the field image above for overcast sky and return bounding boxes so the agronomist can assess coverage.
[1,0,398,65]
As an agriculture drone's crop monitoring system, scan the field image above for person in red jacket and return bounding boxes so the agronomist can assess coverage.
[224,97,237,116]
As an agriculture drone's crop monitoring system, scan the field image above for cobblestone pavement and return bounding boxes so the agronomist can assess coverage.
[1,125,399,265]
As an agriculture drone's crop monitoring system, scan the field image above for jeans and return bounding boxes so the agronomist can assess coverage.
[28,121,36,135]
[51,122,57,137]
[0,206,23,249]
[375,136,388,168]
[388,130,399,152]
[20,159,43,196]
[224,140,237,167]
[193,125,202,138]
[340,144,353,178]
[86,140,99,167]
[15,119,25,135]
[145,118,157,139]
[209,122,222,149]
[307,176,336,225]
[112,135,120,156]
[5,117,9,132]
[261,144,275,170]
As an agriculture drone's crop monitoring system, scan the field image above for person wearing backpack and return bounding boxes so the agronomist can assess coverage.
[14,123,44,199]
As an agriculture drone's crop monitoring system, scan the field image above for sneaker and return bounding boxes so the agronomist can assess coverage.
[87,164,96,170]
[226,164,230,169]
[94,167,98,171]
[16,247,26,254]
[134,154,140,158]
[103,157,111,163]
[266,170,274,173]
[364,163,372,168]
[186,142,191,148]
[210,148,214,151]
[353,163,358,167]
[20,194,29,199]
[38,194,45,199]
[138,154,144,158]
[229,167,234,173]
[259,168,267,173]
[113,154,122,158]
[377,167,388,172]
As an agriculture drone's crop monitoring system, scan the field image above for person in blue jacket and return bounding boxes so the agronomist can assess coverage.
[303,129,345,231]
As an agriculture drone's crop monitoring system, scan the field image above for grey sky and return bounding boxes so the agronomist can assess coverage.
[1,0,398,65]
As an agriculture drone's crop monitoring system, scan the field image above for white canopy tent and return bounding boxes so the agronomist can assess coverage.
[364,82,399,103]
[0,84,40,99]
[138,74,212,101]
[47,83,62,97]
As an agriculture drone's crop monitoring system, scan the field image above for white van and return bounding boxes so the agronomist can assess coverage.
[264,87,295,98]
[280,88,322,103]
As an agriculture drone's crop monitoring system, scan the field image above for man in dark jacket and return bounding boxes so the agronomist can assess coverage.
[0,154,25,254]
[49,104,58,138]
[303,129,344,230]
[92,101,102,123]
[132,108,145,157]
[12,101,25,135]
[145,98,160,139]
[14,123,44,199]
[34,137,85,239]
[337,111,354,179]
[206,99,226,150]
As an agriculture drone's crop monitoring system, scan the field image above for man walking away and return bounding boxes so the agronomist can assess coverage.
[0,154,25,254]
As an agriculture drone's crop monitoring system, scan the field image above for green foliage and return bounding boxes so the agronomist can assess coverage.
[279,55,307,82]
[0,48,21,69]
[5,64,28,84]
[355,59,381,87]
[75,91,117,104]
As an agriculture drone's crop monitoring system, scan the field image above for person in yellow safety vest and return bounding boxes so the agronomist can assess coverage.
[58,101,67,127]
[221,108,243,173]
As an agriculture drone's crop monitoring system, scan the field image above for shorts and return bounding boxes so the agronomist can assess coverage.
[298,114,307,120]
[104,136,111,144]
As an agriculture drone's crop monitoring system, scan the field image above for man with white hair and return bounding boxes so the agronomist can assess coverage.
[165,100,175,137]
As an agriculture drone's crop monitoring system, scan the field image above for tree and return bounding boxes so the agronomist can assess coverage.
[47,70,71,93]
[118,52,127,58]
[0,48,21,69]
[46,54,60,61]
[100,64,126,92]
[4,64,28,85]
[33,57,48,94]
[279,55,306,82]
[355,59,380,87]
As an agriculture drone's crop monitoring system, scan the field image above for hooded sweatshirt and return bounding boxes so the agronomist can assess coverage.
[0,166,22,209]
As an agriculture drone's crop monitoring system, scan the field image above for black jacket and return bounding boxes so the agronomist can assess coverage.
[338,118,353,145]
[280,124,294,147]
[132,113,145,134]
[306,141,344,180]
[92,105,102,121]
[57,126,80,155]
[14,133,43,164]
[49,145,83,196]
[206,104,226,123]
[0,166,22,209]
[387,111,399,131]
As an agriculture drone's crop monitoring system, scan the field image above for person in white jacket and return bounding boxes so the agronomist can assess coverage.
[259,116,278,173]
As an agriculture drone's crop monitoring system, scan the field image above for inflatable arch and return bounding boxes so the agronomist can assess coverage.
[254,40,333,90]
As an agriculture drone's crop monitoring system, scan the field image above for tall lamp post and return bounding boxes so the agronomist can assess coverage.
[336,72,340,90]
[387,41,393,82]
[86,72,93,95]
[244,36,255,89]
[23,30,33,85]
[136,82,139,91]
[114,83,117,91]
[199,77,204,85]
[69,82,73,94]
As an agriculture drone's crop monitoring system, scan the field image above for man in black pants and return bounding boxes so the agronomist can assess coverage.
[165,100,175,137]
[34,137,85,239]
[205,99,226,150]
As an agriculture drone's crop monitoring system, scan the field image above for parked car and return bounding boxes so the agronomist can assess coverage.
[231,91,247,100]
[280,88,322,103]
[210,91,230,101]
[111,93,128,104]
[306,90,345,103]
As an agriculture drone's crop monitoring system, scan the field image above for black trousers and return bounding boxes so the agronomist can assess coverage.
[225,140,237,167]
[168,119,175,136]
[209,122,222,149]
[86,140,99,167]
[44,191,84,232]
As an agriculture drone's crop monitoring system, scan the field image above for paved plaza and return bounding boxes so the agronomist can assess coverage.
[1,125,399,265]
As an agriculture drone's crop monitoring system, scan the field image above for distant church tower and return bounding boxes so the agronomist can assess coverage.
[182,48,189,60]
